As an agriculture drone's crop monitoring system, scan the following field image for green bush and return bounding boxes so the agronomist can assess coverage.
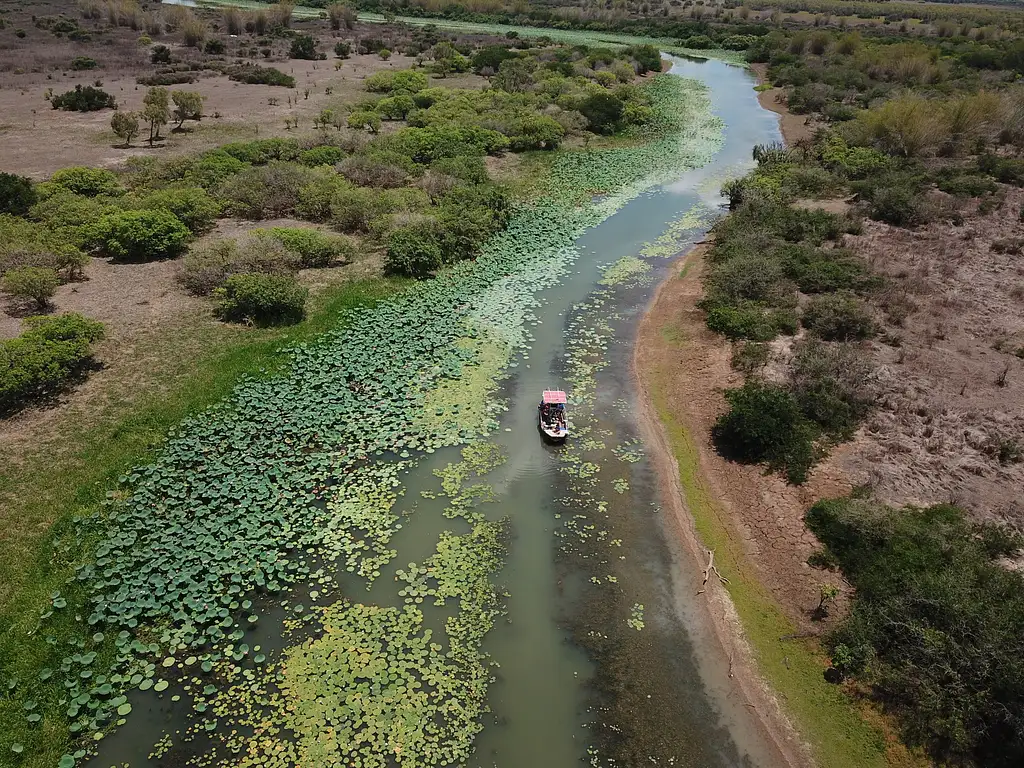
[182,150,249,188]
[137,72,195,87]
[180,234,298,295]
[334,41,351,59]
[219,138,302,165]
[0,213,89,277]
[385,222,444,278]
[0,313,105,412]
[257,227,354,268]
[803,292,876,341]
[214,273,308,326]
[88,209,190,261]
[790,339,874,436]
[295,173,352,222]
[51,84,116,111]
[806,498,1024,767]
[1,266,60,309]
[227,64,295,87]
[579,92,624,134]
[48,167,121,198]
[979,153,1024,186]
[289,34,324,60]
[217,162,317,219]
[70,56,98,71]
[712,381,818,484]
[130,187,220,234]
[704,301,798,342]
[364,69,428,94]
[781,243,870,294]
[298,145,346,167]
[0,172,37,215]
[866,184,928,227]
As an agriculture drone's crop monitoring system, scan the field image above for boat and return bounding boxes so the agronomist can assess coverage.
[539,390,569,442]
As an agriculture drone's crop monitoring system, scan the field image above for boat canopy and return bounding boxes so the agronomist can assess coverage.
[542,390,568,404]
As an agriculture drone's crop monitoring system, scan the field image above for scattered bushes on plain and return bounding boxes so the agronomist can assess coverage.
[0,313,105,412]
[51,85,116,112]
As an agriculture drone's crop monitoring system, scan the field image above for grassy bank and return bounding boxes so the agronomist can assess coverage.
[644,315,892,768]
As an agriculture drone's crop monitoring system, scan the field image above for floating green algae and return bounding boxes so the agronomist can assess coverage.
[599,256,653,287]
[17,72,726,765]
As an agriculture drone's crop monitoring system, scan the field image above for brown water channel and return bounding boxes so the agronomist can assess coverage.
[90,55,782,768]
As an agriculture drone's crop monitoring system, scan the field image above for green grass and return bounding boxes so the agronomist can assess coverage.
[645,317,891,768]
[0,277,404,766]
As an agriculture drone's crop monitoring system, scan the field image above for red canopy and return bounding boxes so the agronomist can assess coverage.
[542,390,567,404]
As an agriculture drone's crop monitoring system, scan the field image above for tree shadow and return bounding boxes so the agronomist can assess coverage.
[2,297,54,319]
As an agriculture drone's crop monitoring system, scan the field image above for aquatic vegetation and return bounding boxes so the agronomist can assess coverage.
[599,256,652,287]
[627,603,646,631]
[9,69,725,765]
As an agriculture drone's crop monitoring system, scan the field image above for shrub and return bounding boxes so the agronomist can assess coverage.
[219,138,301,165]
[866,184,928,227]
[791,339,874,436]
[0,313,105,412]
[227,64,295,87]
[88,209,190,261]
[329,187,392,234]
[217,162,316,219]
[298,145,346,167]
[712,381,818,484]
[1,266,60,309]
[704,301,798,342]
[0,173,37,215]
[289,34,323,60]
[364,69,429,94]
[180,234,298,295]
[131,187,220,234]
[803,292,876,341]
[214,273,307,326]
[806,498,1024,767]
[204,38,225,55]
[339,155,409,188]
[70,56,98,71]
[334,41,351,59]
[295,173,352,222]
[48,167,121,198]
[181,151,248,189]
[137,71,195,87]
[257,227,353,268]
[385,222,443,278]
[151,44,172,64]
[781,244,869,294]
[51,84,115,111]
[579,92,624,134]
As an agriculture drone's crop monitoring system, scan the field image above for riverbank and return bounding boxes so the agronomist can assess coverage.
[631,77,899,767]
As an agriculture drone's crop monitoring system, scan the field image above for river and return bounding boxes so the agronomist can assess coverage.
[89,54,783,768]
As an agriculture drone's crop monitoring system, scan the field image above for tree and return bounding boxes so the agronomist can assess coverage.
[431,42,456,78]
[471,45,518,75]
[492,57,534,93]
[580,92,625,134]
[1,267,60,310]
[327,3,356,31]
[142,86,170,145]
[334,41,351,59]
[171,91,204,130]
[347,110,381,134]
[289,34,323,61]
[110,110,140,147]
[0,173,37,215]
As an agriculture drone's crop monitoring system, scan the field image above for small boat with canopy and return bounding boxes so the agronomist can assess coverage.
[539,390,569,442]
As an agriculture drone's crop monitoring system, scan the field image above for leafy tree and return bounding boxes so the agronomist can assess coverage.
[171,91,204,130]
[0,173,37,215]
[624,44,661,74]
[298,145,346,167]
[385,222,443,278]
[471,45,518,75]
[88,209,190,261]
[379,48,391,61]
[111,110,141,147]
[348,110,382,134]
[492,57,535,93]
[142,86,170,145]
[51,85,116,112]
[151,44,171,64]
[214,273,308,325]
[712,381,818,484]
[808,498,1024,767]
[289,34,323,61]
[376,94,415,121]
[1,266,60,309]
[506,115,564,151]
[431,42,457,78]
[579,92,625,134]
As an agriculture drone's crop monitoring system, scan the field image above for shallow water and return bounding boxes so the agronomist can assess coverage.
[91,55,782,768]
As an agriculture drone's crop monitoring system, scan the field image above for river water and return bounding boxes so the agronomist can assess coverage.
[91,55,782,768]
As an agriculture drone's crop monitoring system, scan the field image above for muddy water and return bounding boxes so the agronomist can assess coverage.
[91,56,782,767]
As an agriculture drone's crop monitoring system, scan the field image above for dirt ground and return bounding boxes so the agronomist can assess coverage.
[0,2,486,177]
[751,63,816,147]
[837,193,1024,525]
